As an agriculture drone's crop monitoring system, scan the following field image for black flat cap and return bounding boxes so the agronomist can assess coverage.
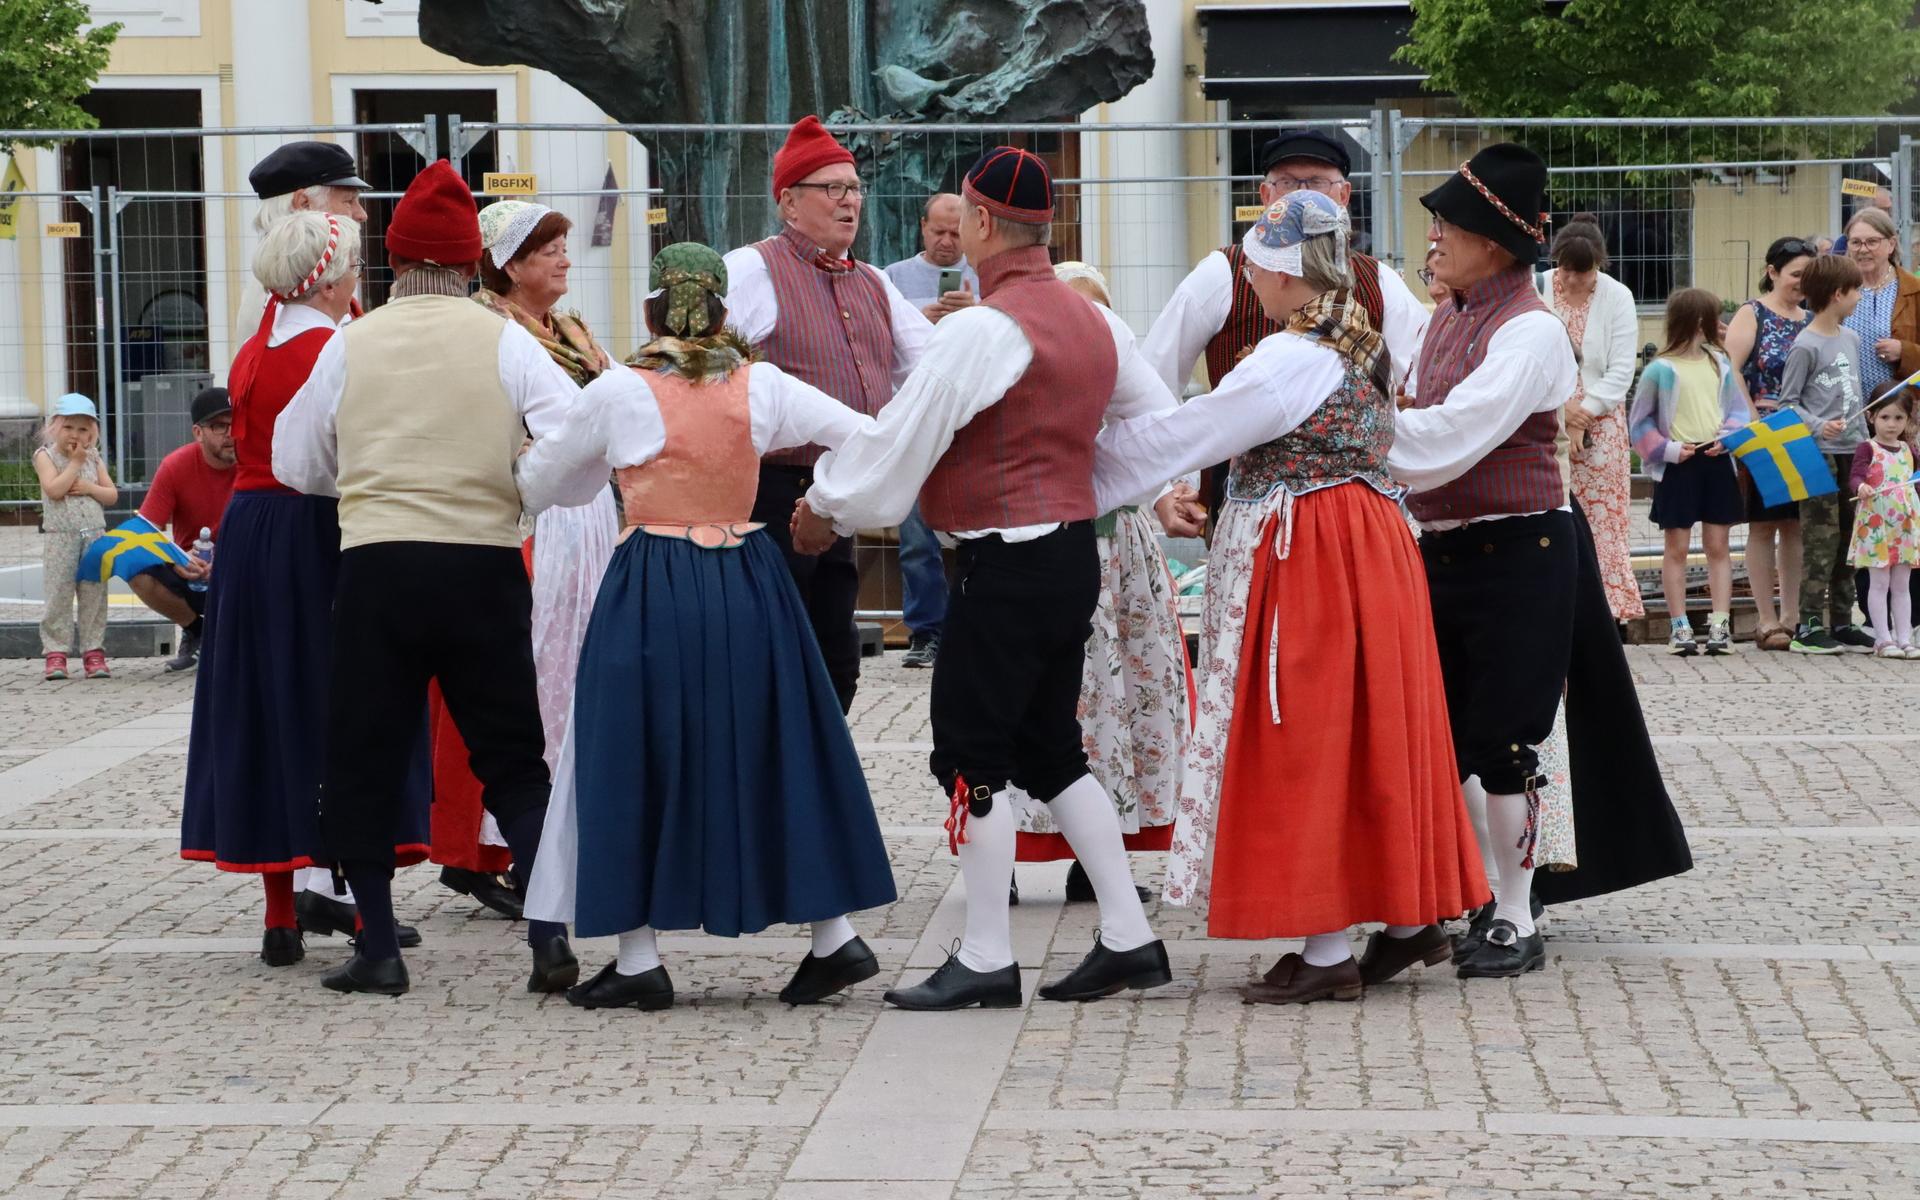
[1257,129,1353,177]
[248,141,369,200]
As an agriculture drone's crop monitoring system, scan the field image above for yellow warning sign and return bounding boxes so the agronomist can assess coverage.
[1841,177,1882,198]
[647,207,669,226]
[44,221,82,238]
[1234,204,1267,223]
[483,172,538,195]
[0,156,26,241]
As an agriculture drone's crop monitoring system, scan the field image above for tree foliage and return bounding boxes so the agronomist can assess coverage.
[0,0,119,146]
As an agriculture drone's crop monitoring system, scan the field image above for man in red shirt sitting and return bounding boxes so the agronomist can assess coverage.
[133,387,237,671]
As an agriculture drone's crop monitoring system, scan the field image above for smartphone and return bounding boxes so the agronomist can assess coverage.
[937,267,965,295]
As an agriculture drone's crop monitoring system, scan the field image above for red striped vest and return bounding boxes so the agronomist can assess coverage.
[1406,267,1566,524]
[752,226,896,468]
[918,246,1116,533]
[1203,245,1387,387]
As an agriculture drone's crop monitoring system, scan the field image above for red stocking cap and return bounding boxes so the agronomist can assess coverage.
[386,160,481,265]
[772,116,857,198]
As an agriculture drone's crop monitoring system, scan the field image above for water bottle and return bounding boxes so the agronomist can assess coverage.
[188,527,214,593]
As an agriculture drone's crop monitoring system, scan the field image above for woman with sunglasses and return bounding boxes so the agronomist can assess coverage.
[1726,237,1816,650]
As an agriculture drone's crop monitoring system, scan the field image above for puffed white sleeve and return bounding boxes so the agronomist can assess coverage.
[721,247,777,345]
[500,322,582,439]
[1100,305,1184,423]
[515,368,663,516]
[271,332,347,498]
[748,362,874,455]
[1374,264,1427,390]
[1387,312,1575,492]
[1092,334,1344,514]
[1140,251,1234,395]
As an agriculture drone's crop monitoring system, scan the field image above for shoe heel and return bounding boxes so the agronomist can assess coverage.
[980,990,1023,1009]
[636,993,674,1012]
[1420,945,1452,968]
[1332,984,1363,1001]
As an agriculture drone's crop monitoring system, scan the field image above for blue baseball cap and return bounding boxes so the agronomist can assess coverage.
[52,393,98,420]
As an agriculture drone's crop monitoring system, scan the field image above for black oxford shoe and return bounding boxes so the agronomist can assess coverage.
[1357,924,1452,985]
[260,926,304,967]
[1455,920,1546,979]
[1038,938,1172,1002]
[779,936,880,1005]
[321,952,409,996]
[298,889,421,948]
[567,961,674,1011]
[527,932,580,994]
[439,866,525,920]
[884,953,1022,1011]
[1064,861,1153,904]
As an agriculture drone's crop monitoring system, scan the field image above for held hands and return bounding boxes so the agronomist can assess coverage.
[790,498,838,555]
[1561,400,1595,432]
[1154,485,1207,538]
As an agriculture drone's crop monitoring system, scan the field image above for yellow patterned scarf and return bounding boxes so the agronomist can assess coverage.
[1286,288,1390,396]
[473,288,610,386]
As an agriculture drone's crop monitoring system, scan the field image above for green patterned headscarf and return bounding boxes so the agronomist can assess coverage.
[650,242,728,337]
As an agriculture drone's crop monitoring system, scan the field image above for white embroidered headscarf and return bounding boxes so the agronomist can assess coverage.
[477,199,554,268]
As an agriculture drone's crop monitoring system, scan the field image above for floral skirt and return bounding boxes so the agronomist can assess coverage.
[1568,411,1644,620]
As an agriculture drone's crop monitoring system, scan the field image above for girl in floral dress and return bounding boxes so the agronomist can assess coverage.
[1849,390,1920,658]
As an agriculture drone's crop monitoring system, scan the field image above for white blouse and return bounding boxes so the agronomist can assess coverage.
[513,363,869,516]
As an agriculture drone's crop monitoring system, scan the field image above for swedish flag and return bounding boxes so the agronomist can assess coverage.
[77,514,193,583]
[1719,410,1837,508]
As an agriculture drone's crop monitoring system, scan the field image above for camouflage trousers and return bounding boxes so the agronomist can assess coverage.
[1799,454,1858,628]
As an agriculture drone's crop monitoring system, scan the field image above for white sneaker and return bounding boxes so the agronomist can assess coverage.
[1904,645,1920,660]
[1668,619,1697,656]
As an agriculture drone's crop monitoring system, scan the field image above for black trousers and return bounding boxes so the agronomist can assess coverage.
[928,522,1099,810]
[1420,510,1577,795]
[752,464,862,714]
[322,541,549,866]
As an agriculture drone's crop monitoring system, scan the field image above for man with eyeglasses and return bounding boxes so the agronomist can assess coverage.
[1142,129,1426,528]
[722,115,933,713]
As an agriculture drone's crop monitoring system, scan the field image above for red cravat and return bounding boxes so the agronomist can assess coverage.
[813,252,854,274]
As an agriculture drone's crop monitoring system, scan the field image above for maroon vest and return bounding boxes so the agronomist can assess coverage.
[1203,245,1387,387]
[1406,267,1566,524]
[752,226,896,467]
[919,246,1117,533]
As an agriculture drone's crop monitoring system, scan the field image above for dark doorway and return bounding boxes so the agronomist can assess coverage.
[352,89,498,309]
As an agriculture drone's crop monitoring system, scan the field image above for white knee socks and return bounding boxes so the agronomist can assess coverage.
[1462,775,1498,900]
[810,916,856,958]
[616,926,661,976]
[956,794,1017,973]
[1486,791,1538,937]
[296,866,354,905]
[1049,774,1156,954]
[1303,932,1353,966]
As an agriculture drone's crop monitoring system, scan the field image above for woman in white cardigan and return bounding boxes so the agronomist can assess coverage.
[1541,219,1644,622]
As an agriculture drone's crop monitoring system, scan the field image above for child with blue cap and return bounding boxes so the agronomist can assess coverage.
[32,393,117,679]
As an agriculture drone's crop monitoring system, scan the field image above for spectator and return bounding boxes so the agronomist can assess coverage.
[1848,389,1920,657]
[1780,254,1872,654]
[1726,238,1815,651]
[1832,187,1895,257]
[1840,208,1920,398]
[1540,216,1643,624]
[132,386,237,672]
[884,192,980,324]
[33,394,116,681]
[1628,288,1749,656]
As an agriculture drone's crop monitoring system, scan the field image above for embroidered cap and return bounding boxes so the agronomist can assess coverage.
[478,200,555,268]
[648,242,729,338]
[1242,189,1348,277]
[962,147,1053,224]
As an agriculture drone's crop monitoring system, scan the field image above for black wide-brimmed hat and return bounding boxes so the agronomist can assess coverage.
[1420,142,1548,263]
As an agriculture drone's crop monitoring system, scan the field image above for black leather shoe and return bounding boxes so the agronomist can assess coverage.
[1064,860,1153,904]
[527,933,580,993]
[1038,938,1172,1002]
[295,888,356,938]
[348,923,422,951]
[439,866,524,920]
[779,936,880,1005]
[260,926,304,967]
[1451,901,1495,964]
[1456,920,1546,979]
[321,952,409,996]
[885,953,1022,1011]
[1357,924,1452,985]
[567,961,673,1010]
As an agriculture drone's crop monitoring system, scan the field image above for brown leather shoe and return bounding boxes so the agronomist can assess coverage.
[1356,924,1452,985]
[1244,953,1362,1005]
[1757,623,1792,652]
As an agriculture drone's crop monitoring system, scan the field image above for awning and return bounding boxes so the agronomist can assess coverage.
[1197,2,1426,105]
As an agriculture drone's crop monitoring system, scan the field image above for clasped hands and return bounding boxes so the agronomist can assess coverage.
[789,481,1208,556]
[790,499,839,555]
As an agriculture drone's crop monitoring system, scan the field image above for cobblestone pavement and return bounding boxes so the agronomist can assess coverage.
[2,649,1918,1198]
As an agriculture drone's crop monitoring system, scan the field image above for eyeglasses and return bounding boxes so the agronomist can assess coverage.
[1268,174,1341,195]
[789,181,864,201]
[1850,235,1890,250]
[1417,267,1435,285]
[1429,215,1452,237]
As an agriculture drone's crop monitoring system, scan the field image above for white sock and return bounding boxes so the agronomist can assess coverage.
[1048,774,1156,953]
[1302,931,1352,966]
[616,926,661,976]
[1461,775,1498,906]
[1486,791,1538,937]
[1383,925,1428,939]
[956,794,1016,973]
[810,916,856,958]
[297,867,354,905]
[479,812,509,848]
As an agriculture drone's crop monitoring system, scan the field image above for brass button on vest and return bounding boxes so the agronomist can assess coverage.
[1539,536,1551,547]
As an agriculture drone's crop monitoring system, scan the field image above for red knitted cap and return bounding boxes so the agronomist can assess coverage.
[772,115,856,198]
[386,160,481,265]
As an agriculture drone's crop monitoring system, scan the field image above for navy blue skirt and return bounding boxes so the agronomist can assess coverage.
[569,529,897,938]
[180,491,430,871]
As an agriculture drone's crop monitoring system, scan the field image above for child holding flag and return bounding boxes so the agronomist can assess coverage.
[32,394,116,680]
[1628,288,1750,655]
[1848,389,1920,658]
[1780,254,1873,654]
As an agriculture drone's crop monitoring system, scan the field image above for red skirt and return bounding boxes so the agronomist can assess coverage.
[1203,483,1488,938]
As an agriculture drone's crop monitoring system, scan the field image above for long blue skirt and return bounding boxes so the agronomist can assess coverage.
[568,529,897,938]
[180,491,430,871]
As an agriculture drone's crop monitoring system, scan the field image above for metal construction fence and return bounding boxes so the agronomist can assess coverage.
[2,111,1915,624]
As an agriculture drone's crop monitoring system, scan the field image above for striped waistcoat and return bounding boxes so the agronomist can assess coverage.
[1204,244,1387,388]
[1406,267,1565,524]
[752,227,896,468]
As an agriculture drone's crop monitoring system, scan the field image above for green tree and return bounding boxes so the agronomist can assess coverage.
[0,0,119,146]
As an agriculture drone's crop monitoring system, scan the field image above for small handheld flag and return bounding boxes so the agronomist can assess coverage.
[76,514,192,583]
[1718,410,1837,508]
